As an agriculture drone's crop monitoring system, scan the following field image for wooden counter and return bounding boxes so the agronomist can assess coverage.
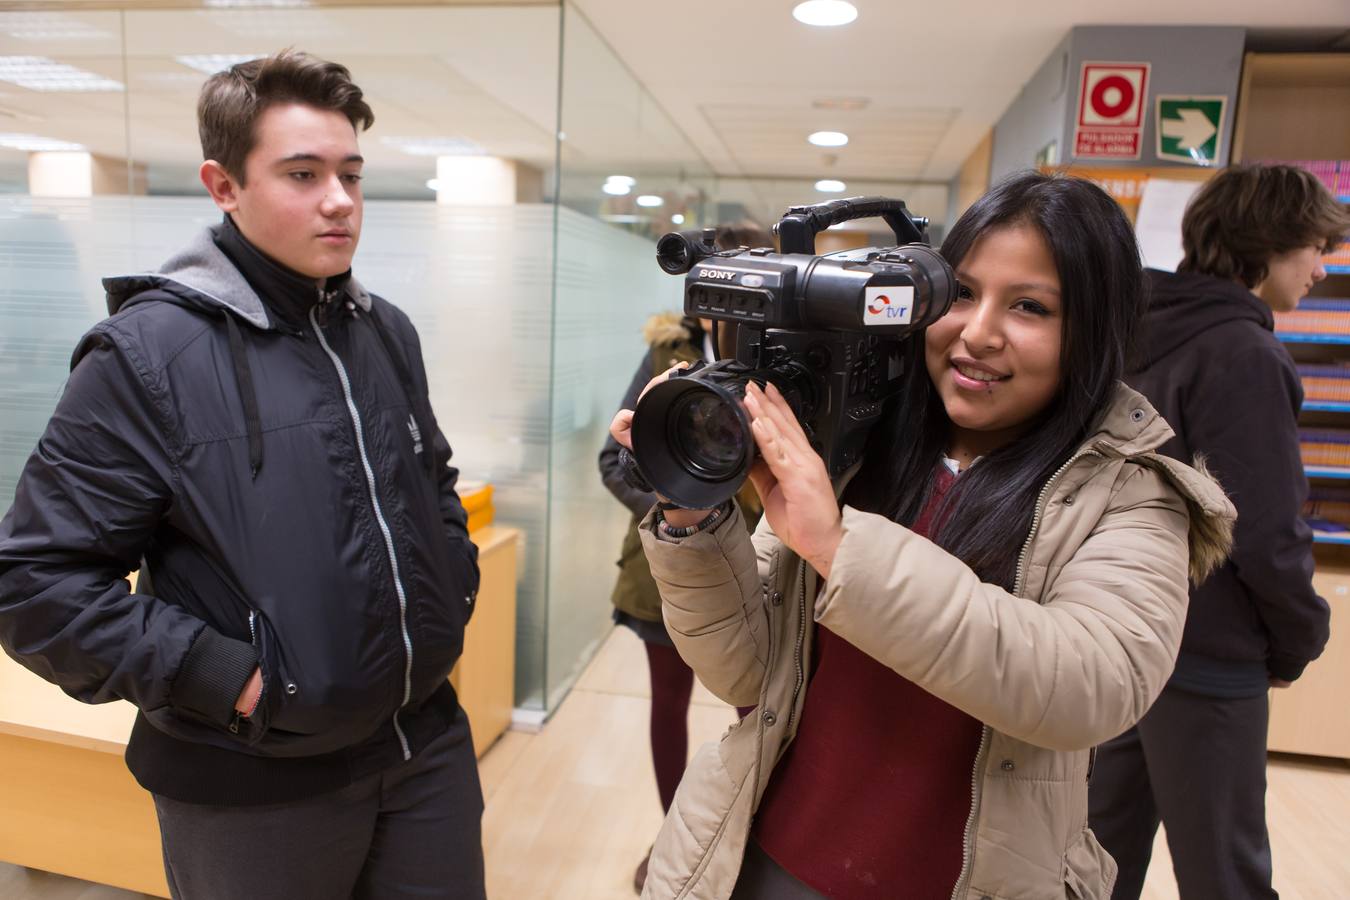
[0,525,520,896]
[0,659,164,896]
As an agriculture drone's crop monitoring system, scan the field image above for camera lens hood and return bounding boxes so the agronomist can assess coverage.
[631,374,755,510]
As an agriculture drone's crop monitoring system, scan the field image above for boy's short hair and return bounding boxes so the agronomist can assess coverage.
[198,49,374,184]
[1179,164,1350,287]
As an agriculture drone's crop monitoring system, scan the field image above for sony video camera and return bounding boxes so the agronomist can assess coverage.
[630,196,957,509]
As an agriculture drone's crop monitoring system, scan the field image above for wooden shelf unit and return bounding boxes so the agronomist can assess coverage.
[1236,52,1350,760]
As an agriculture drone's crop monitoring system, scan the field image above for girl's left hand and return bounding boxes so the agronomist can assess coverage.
[743,381,843,580]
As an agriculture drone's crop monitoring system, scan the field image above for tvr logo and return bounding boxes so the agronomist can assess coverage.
[864,286,915,326]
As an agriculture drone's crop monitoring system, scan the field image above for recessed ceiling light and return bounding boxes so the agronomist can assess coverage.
[605,175,635,188]
[0,132,86,152]
[808,131,849,148]
[815,179,846,193]
[636,195,663,208]
[174,54,262,75]
[0,56,123,92]
[671,213,686,225]
[813,97,869,111]
[792,1,858,27]
[602,181,631,196]
[0,13,113,41]
[203,0,311,7]
[380,136,484,157]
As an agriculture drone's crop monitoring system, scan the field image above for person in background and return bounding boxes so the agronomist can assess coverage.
[599,222,770,894]
[0,51,483,899]
[1090,163,1347,900]
[611,172,1235,899]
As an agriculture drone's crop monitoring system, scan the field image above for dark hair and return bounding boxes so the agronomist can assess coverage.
[1179,164,1350,287]
[715,220,775,252]
[842,171,1144,589]
[198,49,374,184]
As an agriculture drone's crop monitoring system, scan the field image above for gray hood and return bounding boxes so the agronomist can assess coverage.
[102,223,371,329]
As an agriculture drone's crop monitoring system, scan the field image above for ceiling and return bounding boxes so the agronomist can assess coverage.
[0,1,1345,227]
[568,0,1350,183]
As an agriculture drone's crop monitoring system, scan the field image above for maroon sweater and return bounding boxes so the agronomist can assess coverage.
[752,465,982,898]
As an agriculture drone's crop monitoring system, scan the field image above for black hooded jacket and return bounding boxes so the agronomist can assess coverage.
[1128,268,1330,694]
[0,217,479,804]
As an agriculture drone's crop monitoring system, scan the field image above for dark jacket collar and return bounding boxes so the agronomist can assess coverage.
[214,215,353,330]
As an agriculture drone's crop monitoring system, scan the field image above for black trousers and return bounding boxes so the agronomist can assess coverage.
[730,838,825,900]
[153,709,485,900]
[1088,686,1276,900]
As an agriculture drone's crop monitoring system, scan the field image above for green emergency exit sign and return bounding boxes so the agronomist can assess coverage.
[1156,96,1227,166]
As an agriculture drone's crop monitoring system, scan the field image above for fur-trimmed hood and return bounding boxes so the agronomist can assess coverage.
[1087,383,1236,585]
[642,311,694,347]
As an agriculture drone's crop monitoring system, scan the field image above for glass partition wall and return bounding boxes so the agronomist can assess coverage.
[0,1,708,715]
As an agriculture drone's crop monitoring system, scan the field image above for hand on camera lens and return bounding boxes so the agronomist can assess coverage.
[744,382,843,580]
[610,361,692,453]
[609,409,636,451]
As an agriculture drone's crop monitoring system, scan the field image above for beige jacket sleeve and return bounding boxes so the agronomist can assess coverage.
[819,463,1191,752]
[638,506,781,707]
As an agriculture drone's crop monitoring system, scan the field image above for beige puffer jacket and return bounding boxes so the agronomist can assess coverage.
[637,384,1235,900]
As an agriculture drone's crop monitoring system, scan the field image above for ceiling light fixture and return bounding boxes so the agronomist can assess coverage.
[380,136,484,157]
[636,195,664,208]
[808,130,849,147]
[815,179,846,193]
[602,181,631,196]
[671,213,686,225]
[792,1,858,27]
[0,132,86,152]
[0,13,113,41]
[203,0,312,8]
[174,54,262,75]
[813,96,869,111]
[606,175,635,187]
[0,56,123,92]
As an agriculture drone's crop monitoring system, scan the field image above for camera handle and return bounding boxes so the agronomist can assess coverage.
[775,196,929,254]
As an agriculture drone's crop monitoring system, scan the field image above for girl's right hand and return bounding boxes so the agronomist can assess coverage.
[608,361,691,451]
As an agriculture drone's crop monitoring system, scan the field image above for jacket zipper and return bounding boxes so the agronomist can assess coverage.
[949,448,1100,900]
[229,610,265,735]
[309,301,416,760]
[785,565,808,732]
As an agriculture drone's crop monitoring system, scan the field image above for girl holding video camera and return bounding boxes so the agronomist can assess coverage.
[610,171,1235,900]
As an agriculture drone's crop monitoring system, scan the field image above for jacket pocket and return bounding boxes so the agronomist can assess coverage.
[247,609,309,737]
[1063,828,1118,900]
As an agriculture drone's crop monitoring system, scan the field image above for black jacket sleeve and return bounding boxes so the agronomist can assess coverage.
[599,351,659,519]
[1189,342,1331,682]
[0,324,257,724]
[403,319,480,601]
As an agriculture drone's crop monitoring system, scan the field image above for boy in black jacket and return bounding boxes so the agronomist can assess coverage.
[1090,165,1348,900]
[0,52,484,899]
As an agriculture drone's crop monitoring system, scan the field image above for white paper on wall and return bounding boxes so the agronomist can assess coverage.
[1135,178,1205,272]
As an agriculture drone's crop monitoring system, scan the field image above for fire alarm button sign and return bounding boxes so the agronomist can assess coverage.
[1074,62,1150,160]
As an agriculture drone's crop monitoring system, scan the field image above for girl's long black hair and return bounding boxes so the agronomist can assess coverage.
[841,171,1145,590]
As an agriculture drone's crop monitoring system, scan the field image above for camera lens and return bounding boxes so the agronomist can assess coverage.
[671,392,746,478]
[631,366,756,509]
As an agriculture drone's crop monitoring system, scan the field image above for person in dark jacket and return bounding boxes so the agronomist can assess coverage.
[1090,164,1349,900]
[0,51,483,900]
[599,223,769,894]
